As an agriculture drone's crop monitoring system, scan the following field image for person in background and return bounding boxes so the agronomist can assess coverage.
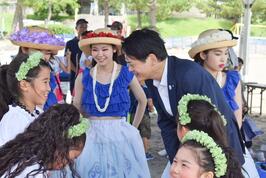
[107,21,123,38]
[79,30,93,72]
[107,21,127,66]
[0,104,88,178]
[235,57,248,114]
[189,29,243,128]
[65,18,88,94]
[129,81,155,160]
[189,29,259,178]
[9,26,66,109]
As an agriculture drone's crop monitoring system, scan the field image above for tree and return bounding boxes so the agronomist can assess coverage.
[195,0,243,23]
[252,0,266,23]
[23,0,79,21]
[11,0,24,32]
[219,0,243,23]
[148,0,156,30]
[157,0,193,20]
[125,0,148,29]
[103,0,109,26]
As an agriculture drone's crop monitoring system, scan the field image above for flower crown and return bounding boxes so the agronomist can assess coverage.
[182,130,227,177]
[177,94,227,125]
[15,52,44,81]
[10,27,65,46]
[85,31,121,39]
[68,117,90,138]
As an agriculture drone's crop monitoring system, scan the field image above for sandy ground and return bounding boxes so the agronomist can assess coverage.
[1,39,266,177]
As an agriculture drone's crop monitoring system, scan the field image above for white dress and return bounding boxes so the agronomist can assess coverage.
[0,105,41,146]
[0,106,45,177]
[1,164,47,178]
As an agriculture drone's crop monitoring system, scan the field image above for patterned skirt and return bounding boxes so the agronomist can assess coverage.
[52,118,151,178]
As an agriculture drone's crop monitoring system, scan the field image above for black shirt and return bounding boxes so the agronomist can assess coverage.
[65,37,82,68]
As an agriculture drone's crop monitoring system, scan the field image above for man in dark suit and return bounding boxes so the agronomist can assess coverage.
[122,29,244,165]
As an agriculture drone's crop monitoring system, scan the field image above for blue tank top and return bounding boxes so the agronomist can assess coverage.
[222,70,240,111]
[81,65,134,117]
[44,73,58,111]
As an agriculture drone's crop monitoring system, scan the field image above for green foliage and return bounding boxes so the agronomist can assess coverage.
[23,0,79,20]
[252,0,266,24]
[98,0,123,14]
[251,26,266,37]
[127,13,150,30]
[1,13,13,34]
[195,0,242,21]
[157,0,193,20]
[27,14,74,21]
[127,15,234,37]
[157,17,233,37]
[124,0,148,13]
[219,0,243,21]
[43,24,74,34]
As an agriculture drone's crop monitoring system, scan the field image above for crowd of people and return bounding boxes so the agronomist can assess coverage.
[0,18,260,178]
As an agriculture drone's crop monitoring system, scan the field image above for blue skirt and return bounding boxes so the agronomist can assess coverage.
[55,118,151,178]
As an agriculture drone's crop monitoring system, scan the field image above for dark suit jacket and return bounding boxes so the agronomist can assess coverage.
[146,56,245,165]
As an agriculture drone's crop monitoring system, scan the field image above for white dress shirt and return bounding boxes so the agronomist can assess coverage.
[153,57,173,116]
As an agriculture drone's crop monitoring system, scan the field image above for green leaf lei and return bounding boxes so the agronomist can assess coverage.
[182,130,227,177]
[177,94,227,126]
[68,117,90,138]
[15,52,43,81]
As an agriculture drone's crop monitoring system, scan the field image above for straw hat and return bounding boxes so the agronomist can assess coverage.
[188,29,237,59]
[10,26,65,51]
[79,28,122,55]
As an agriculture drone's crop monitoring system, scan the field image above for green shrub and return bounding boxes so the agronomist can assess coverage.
[41,24,74,34]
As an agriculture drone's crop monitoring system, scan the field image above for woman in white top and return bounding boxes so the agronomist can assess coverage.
[0,52,51,146]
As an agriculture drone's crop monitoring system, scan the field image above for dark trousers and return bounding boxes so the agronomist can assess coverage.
[70,71,76,94]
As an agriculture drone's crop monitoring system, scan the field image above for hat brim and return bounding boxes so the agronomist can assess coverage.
[188,40,237,59]
[79,37,121,55]
[11,40,65,51]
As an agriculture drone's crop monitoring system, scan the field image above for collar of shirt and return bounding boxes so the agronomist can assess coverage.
[153,57,168,88]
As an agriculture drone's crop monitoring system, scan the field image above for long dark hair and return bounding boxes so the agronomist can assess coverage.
[181,141,243,178]
[0,53,50,119]
[177,99,228,147]
[0,104,86,178]
[177,99,243,177]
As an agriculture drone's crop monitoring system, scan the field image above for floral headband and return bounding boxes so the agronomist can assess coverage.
[84,31,121,39]
[68,117,90,138]
[178,94,227,125]
[182,130,227,177]
[15,52,44,81]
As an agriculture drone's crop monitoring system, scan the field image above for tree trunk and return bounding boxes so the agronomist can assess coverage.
[136,8,142,29]
[47,0,52,22]
[149,0,157,31]
[11,0,24,33]
[94,0,99,15]
[104,0,109,27]
[44,0,52,27]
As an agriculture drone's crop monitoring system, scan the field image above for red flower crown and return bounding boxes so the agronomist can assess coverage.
[85,32,121,39]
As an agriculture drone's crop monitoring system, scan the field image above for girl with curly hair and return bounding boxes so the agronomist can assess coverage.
[0,104,87,178]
